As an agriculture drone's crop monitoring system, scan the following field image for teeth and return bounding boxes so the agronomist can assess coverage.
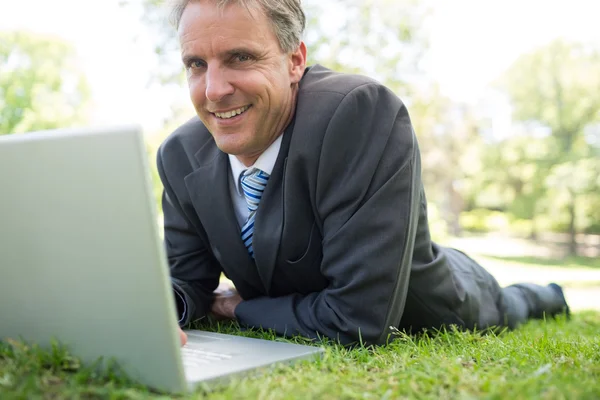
[215,105,250,119]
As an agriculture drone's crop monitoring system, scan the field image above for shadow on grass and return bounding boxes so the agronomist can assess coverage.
[484,255,600,269]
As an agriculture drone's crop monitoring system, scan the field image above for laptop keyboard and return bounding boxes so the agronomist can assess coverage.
[181,346,233,366]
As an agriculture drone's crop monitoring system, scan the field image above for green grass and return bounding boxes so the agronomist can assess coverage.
[483,255,600,269]
[1,313,599,399]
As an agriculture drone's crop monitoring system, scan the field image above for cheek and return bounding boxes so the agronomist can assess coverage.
[232,71,274,99]
[188,78,206,104]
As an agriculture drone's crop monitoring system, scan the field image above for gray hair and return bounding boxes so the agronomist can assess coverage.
[169,0,305,53]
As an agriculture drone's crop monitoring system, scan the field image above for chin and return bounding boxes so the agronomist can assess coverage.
[214,137,246,156]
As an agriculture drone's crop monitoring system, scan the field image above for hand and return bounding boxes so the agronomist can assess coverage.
[210,283,242,320]
[213,281,238,297]
[178,326,188,347]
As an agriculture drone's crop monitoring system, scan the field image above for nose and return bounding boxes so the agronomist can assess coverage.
[205,65,234,102]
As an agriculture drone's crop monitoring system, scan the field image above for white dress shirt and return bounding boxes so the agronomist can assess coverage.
[228,134,283,227]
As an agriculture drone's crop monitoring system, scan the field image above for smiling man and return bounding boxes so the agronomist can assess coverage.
[158,0,570,347]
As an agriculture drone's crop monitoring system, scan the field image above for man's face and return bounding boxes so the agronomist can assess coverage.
[179,0,306,166]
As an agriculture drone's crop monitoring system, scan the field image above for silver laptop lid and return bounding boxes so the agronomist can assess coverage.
[0,127,186,392]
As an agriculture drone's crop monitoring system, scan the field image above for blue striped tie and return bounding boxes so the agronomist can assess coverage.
[240,168,270,258]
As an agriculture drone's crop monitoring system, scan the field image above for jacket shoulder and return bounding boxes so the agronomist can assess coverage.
[158,116,213,166]
[297,65,404,122]
[300,65,387,97]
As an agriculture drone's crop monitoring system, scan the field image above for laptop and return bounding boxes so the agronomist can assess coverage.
[0,126,324,392]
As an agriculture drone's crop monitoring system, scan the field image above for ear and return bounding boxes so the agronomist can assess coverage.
[288,41,307,84]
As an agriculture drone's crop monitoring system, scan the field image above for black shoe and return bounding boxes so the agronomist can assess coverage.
[548,283,571,320]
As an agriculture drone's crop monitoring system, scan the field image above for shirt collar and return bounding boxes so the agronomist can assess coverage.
[228,134,283,196]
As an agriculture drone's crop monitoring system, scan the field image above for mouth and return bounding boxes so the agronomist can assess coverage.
[212,105,252,120]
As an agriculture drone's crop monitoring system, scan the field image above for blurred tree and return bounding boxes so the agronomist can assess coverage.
[0,31,90,135]
[500,40,600,254]
[473,135,554,239]
[125,0,429,96]
[303,0,428,98]
[410,85,482,237]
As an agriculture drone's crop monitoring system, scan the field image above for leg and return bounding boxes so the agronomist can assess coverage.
[400,246,570,332]
[500,283,570,329]
[441,247,570,330]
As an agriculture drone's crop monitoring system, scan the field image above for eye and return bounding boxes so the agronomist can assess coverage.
[185,58,206,70]
[235,54,252,63]
[191,60,206,69]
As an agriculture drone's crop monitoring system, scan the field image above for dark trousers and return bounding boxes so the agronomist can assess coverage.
[501,283,568,329]
[399,247,569,333]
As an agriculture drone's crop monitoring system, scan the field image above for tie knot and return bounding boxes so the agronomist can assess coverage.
[240,168,270,212]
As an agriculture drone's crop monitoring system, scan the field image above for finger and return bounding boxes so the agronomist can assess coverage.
[179,328,188,347]
[214,282,236,294]
[214,289,238,298]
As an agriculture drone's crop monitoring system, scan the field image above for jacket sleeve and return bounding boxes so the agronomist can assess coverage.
[235,83,422,345]
[157,142,221,327]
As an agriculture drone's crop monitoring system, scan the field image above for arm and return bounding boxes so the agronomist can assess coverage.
[235,83,421,345]
[157,143,222,326]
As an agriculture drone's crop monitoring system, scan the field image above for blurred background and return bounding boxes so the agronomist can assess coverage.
[1,0,599,309]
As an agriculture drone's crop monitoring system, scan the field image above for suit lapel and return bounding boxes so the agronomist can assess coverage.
[253,120,295,294]
[184,145,264,293]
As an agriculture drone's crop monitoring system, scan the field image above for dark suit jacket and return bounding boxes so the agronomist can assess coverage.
[157,65,504,345]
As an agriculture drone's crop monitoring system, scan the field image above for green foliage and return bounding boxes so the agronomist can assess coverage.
[459,209,513,233]
[1,313,599,398]
[304,0,429,97]
[462,40,600,244]
[501,40,600,153]
[410,87,483,236]
[466,131,600,236]
[467,135,552,230]
[425,203,450,242]
[0,31,90,135]
[545,157,600,225]
[497,40,600,247]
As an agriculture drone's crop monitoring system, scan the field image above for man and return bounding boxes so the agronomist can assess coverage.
[158,0,569,347]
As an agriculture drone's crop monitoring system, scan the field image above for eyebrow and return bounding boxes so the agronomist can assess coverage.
[181,46,260,64]
[181,54,201,65]
[224,47,257,56]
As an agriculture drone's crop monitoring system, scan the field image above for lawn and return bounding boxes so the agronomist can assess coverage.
[1,312,599,399]
[483,255,600,270]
